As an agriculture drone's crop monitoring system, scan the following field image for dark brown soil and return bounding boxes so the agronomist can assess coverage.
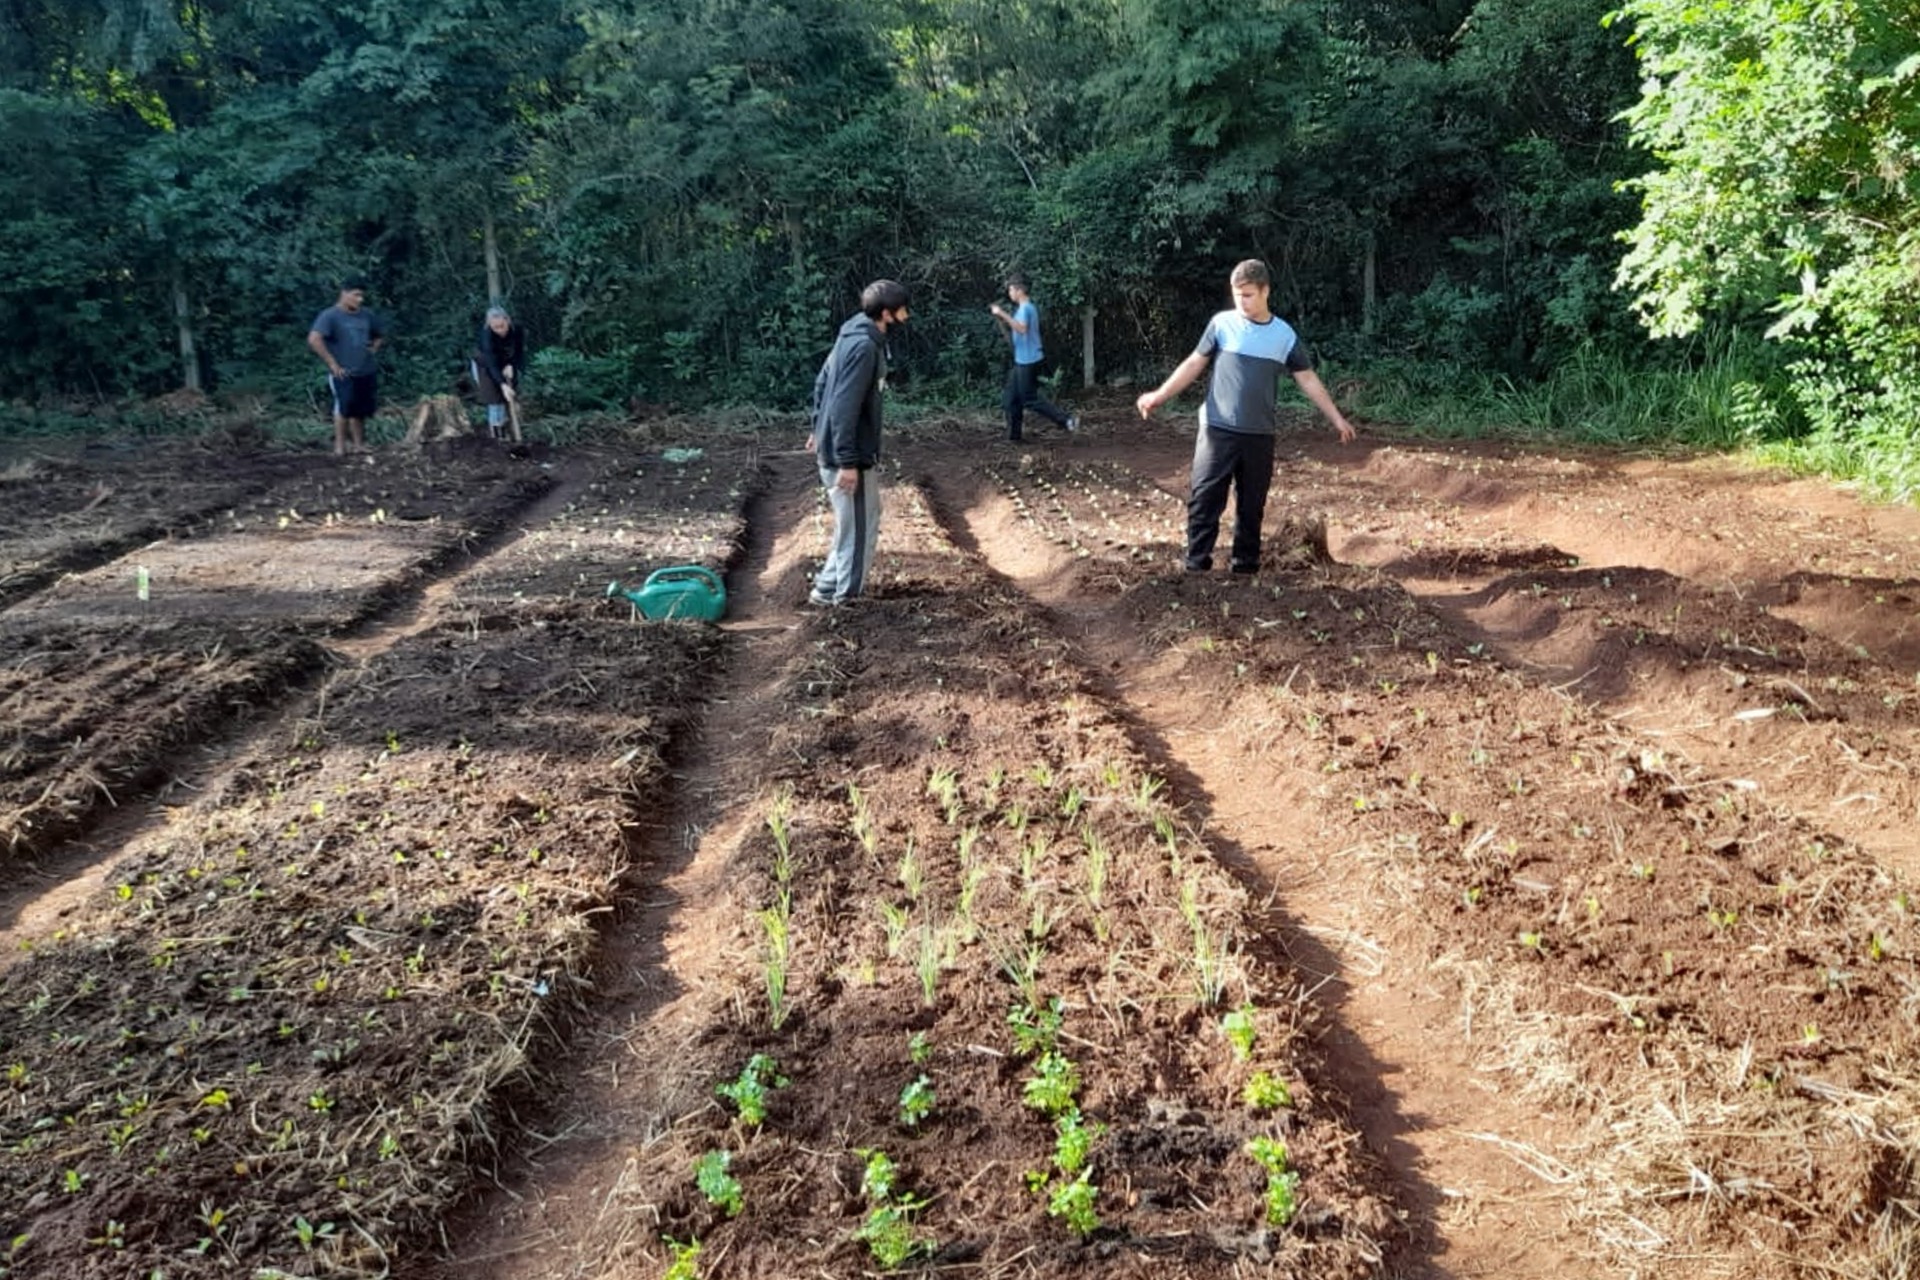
[2,415,1917,1280]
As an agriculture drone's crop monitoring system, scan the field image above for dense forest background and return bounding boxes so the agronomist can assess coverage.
[3,0,1917,494]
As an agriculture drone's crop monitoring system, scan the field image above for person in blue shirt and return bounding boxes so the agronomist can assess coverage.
[988,273,1078,443]
[1136,259,1357,574]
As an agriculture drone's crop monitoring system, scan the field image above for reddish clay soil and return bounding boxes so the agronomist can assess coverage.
[2,412,1918,1280]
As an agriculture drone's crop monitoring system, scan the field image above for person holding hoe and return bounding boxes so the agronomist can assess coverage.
[472,305,526,441]
[1136,258,1357,575]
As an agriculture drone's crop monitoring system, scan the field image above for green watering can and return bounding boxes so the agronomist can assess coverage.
[608,566,728,621]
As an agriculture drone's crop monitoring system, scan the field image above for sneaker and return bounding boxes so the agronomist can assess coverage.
[805,590,837,608]
[1065,414,1080,434]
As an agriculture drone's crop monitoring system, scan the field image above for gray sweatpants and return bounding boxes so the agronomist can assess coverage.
[813,462,881,602]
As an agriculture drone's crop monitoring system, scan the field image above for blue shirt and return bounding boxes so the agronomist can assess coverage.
[1010,300,1044,366]
[1194,311,1314,436]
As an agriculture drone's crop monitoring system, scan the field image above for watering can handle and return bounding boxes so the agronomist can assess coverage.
[641,565,724,593]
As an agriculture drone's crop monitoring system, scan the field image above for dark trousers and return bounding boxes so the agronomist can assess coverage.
[1003,361,1070,441]
[1187,424,1276,572]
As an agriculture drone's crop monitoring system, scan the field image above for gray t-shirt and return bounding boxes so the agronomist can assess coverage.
[310,305,387,377]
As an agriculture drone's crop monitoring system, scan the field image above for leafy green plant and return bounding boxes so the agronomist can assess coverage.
[291,1215,337,1251]
[853,1148,934,1266]
[1008,996,1063,1056]
[908,1031,933,1066]
[1023,1051,1079,1118]
[858,1148,899,1202]
[1052,1107,1102,1177]
[694,1149,743,1217]
[1221,1004,1257,1061]
[661,1235,702,1280]
[898,1075,935,1128]
[1046,1170,1100,1237]
[1243,1071,1293,1110]
[1247,1136,1301,1226]
[855,1197,935,1268]
[715,1054,789,1127]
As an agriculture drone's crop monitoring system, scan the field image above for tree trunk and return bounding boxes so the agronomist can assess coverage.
[172,269,201,392]
[1362,231,1377,337]
[483,208,502,304]
[1081,305,1096,389]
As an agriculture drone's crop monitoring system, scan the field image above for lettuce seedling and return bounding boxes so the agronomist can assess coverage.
[1247,1136,1301,1226]
[899,1075,935,1128]
[693,1150,743,1217]
[1243,1071,1293,1111]
[715,1053,788,1127]
[1221,1004,1257,1061]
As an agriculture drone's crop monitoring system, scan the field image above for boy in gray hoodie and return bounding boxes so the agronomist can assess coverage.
[805,279,910,606]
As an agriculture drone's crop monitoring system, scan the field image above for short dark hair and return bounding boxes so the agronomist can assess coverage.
[340,274,369,293]
[1005,272,1030,292]
[1229,259,1271,289]
[861,279,910,318]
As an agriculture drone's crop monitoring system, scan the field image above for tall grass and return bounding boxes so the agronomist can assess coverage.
[1346,328,1790,451]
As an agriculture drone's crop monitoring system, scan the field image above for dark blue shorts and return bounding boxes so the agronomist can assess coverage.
[330,373,378,420]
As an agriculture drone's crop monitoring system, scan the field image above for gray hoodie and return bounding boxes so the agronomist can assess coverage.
[810,313,887,470]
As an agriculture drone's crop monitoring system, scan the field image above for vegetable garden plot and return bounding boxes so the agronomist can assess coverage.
[917,440,1920,1277]
[970,451,1920,1278]
[0,620,326,866]
[609,479,1395,1279]
[0,446,302,611]
[452,445,759,605]
[0,603,721,1280]
[7,461,554,632]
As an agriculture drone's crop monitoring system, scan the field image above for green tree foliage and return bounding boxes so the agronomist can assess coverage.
[15,0,1902,486]
[1615,0,1920,492]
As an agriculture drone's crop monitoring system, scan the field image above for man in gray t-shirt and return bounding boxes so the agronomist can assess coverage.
[1137,259,1356,574]
[307,276,388,456]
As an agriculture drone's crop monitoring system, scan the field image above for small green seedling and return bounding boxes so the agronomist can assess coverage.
[1008,997,1063,1056]
[855,1197,934,1268]
[1247,1136,1301,1226]
[661,1236,702,1280]
[1243,1071,1293,1110]
[1052,1107,1102,1176]
[291,1216,336,1250]
[1221,1004,1257,1061]
[1046,1170,1100,1237]
[693,1150,743,1217]
[899,1075,936,1128]
[907,1031,933,1065]
[716,1054,788,1127]
[1023,1051,1079,1118]
[858,1149,898,1202]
